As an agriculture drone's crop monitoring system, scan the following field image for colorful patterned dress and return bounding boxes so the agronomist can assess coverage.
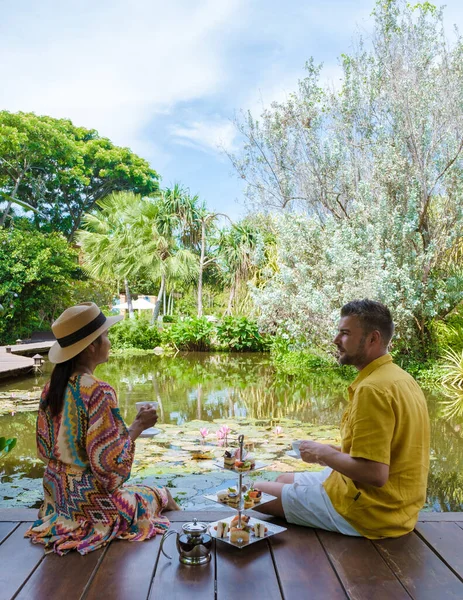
[25,373,170,555]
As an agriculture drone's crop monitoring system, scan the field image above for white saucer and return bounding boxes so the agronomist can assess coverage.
[139,427,162,438]
[286,450,301,459]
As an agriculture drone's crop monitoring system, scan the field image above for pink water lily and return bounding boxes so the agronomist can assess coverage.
[219,425,231,435]
[274,426,283,436]
[199,428,209,439]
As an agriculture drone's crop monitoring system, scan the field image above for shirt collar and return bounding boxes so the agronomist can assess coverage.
[348,354,392,396]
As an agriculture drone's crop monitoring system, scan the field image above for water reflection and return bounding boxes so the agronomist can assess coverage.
[1,352,462,511]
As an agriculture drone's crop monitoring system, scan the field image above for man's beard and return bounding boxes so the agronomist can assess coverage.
[337,336,367,367]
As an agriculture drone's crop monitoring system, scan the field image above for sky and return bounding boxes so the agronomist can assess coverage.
[1,0,463,221]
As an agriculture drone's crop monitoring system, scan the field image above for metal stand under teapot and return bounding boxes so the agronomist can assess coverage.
[160,518,212,565]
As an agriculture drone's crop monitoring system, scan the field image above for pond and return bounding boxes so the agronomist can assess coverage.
[1,352,462,511]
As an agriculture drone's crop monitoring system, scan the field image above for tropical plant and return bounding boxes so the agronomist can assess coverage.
[162,317,214,351]
[440,348,463,420]
[108,318,161,350]
[216,316,268,352]
[0,111,159,238]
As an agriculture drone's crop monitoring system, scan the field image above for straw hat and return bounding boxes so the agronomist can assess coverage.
[48,302,123,364]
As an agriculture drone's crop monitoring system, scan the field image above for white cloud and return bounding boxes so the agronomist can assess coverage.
[170,118,237,153]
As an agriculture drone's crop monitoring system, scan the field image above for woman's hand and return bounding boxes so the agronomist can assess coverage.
[129,406,158,441]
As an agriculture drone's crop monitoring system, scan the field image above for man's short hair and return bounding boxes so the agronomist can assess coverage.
[340,299,394,346]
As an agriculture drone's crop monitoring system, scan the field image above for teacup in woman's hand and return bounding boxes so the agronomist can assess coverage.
[291,440,303,458]
[135,401,159,411]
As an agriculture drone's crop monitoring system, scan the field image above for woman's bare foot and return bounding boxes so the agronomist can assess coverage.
[165,488,181,511]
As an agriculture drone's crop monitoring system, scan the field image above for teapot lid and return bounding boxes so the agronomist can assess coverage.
[182,518,208,535]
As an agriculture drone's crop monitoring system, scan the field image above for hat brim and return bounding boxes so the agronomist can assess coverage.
[48,314,123,364]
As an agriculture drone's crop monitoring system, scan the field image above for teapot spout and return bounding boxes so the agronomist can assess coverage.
[160,529,178,559]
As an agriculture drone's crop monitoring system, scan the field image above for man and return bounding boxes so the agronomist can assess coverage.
[254,299,430,538]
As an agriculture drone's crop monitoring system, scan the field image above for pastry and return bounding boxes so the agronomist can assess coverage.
[249,489,262,504]
[230,526,250,544]
[223,450,235,469]
[216,490,229,503]
[230,514,250,527]
[227,492,240,508]
[235,459,252,471]
[243,493,253,509]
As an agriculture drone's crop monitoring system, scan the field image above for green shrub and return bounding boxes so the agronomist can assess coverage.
[216,316,268,352]
[162,315,176,323]
[108,318,161,350]
[162,317,213,351]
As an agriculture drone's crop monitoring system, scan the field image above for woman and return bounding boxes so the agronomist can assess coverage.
[25,302,179,555]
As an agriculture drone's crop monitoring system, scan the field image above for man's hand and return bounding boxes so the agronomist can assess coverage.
[299,440,330,465]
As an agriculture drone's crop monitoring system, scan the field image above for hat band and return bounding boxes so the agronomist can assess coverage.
[56,312,106,348]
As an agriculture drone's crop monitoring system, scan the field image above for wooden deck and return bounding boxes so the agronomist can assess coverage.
[0,342,53,379]
[1,509,462,599]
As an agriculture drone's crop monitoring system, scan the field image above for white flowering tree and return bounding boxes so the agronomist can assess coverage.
[231,0,463,355]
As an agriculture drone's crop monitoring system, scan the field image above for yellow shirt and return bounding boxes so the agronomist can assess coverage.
[323,354,430,538]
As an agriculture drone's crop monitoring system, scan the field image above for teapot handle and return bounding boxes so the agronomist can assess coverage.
[160,529,178,559]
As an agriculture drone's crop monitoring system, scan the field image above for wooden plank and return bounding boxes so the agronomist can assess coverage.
[415,522,463,580]
[215,537,282,600]
[0,508,38,522]
[269,524,347,599]
[0,522,18,544]
[0,522,44,600]
[317,530,410,600]
[148,522,215,600]
[15,547,105,600]
[85,536,161,600]
[375,531,463,599]
[418,512,463,522]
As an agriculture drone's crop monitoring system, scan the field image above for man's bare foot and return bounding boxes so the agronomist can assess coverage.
[165,488,181,511]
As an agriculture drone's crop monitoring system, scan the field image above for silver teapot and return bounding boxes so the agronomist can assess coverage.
[160,518,212,565]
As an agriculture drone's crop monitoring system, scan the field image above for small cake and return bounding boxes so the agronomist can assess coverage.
[235,459,252,472]
[243,493,253,509]
[230,526,250,544]
[227,492,240,508]
[216,490,229,503]
[253,522,268,538]
[249,489,262,504]
[215,521,229,538]
[223,450,235,469]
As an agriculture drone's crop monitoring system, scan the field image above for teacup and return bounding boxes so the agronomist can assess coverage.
[291,440,303,458]
[136,401,159,412]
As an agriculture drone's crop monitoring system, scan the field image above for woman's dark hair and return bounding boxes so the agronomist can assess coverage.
[341,299,394,346]
[44,335,102,418]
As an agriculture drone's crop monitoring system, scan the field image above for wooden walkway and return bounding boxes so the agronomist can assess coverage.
[0,342,53,379]
[1,509,462,599]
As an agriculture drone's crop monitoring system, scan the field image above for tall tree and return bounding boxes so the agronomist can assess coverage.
[230,0,463,353]
[0,111,159,238]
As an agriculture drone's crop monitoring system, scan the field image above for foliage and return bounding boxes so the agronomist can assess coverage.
[0,437,17,454]
[439,348,463,420]
[0,227,81,343]
[162,315,176,323]
[108,318,161,350]
[0,111,159,237]
[230,0,463,355]
[216,316,268,352]
[162,317,214,351]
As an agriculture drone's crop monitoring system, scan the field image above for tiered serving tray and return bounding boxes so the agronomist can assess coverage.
[208,515,287,548]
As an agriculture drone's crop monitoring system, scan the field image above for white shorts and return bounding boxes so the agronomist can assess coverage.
[281,468,361,536]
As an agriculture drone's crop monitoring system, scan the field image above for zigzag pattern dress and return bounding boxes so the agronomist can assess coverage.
[25,373,170,555]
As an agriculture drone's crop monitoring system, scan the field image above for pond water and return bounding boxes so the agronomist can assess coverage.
[1,352,462,511]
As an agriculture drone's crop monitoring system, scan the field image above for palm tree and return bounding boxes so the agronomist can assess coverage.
[77,191,144,318]
[218,221,261,315]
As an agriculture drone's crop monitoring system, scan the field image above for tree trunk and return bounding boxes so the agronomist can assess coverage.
[225,279,236,316]
[124,279,134,319]
[197,220,206,317]
[153,274,165,323]
[163,287,167,316]
[0,175,23,227]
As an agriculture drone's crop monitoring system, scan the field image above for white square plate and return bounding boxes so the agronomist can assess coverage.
[203,491,276,509]
[213,460,267,473]
[209,515,286,548]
